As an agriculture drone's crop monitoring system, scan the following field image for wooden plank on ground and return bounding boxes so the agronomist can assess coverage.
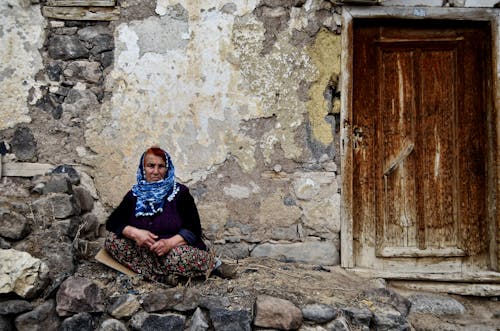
[1,162,54,177]
[95,248,136,276]
[42,6,120,21]
[350,268,500,283]
[46,0,115,6]
[389,280,500,296]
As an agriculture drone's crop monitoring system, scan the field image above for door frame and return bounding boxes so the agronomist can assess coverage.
[340,6,500,274]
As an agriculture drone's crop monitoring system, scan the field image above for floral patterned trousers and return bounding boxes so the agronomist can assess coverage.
[105,232,214,282]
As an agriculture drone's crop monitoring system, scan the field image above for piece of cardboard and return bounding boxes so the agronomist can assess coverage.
[95,248,137,276]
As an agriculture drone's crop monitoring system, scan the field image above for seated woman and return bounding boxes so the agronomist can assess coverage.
[105,146,235,284]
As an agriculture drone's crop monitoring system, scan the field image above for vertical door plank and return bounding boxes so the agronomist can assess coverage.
[377,47,417,251]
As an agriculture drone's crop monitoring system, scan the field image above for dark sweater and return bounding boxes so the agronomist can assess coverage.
[105,183,207,250]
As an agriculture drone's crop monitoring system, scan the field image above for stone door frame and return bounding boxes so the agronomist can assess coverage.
[340,5,500,272]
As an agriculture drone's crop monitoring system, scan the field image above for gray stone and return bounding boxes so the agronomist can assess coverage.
[372,307,410,331]
[130,311,186,331]
[42,174,73,194]
[31,196,56,226]
[172,288,200,312]
[56,276,105,316]
[15,299,60,331]
[0,237,12,249]
[48,35,89,60]
[408,294,466,315]
[59,312,95,331]
[13,234,75,280]
[0,300,33,315]
[301,303,338,323]
[47,61,64,81]
[341,307,372,327]
[0,208,31,240]
[52,165,80,185]
[90,34,114,55]
[62,89,99,116]
[142,288,200,313]
[97,318,128,331]
[97,51,113,69]
[251,241,339,265]
[108,294,140,319]
[254,295,303,330]
[325,316,350,331]
[198,295,231,310]
[52,194,80,218]
[79,213,100,240]
[35,91,61,118]
[10,127,37,162]
[361,287,411,316]
[53,27,78,35]
[32,194,80,220]
[73,186,94,212]
[64,60,102,83]
[0,249,49,299]
[209,308,252,331]
[214,242,250,260]
[141,291,173,313]
[187,307,209,331]
[77,25,112,40]
[270,225,300,241]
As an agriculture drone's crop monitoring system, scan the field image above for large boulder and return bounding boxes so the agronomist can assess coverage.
[0,249,49,299]
[55,276,105,316]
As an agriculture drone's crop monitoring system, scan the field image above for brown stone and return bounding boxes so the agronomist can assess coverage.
[254,295,302,330]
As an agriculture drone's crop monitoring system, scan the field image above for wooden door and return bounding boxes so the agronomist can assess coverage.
[352,19,493,273]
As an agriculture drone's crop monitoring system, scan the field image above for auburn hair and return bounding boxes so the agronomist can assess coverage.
[144,147,167,165]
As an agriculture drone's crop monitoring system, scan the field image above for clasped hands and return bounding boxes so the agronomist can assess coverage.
[123,226,185,257]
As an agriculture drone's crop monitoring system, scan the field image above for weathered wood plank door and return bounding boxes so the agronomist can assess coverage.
[352,19,493,273]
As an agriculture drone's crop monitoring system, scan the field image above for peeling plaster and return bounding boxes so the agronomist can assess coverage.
[306,29,341,146]
[155,0,258,18]
[232,15,316,161]
[87,1,324,205]
[134,14,190,56]
[0,2,45,130]
[87,8,264,204]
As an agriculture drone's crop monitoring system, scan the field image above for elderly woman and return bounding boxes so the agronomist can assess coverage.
[105,146,235,284]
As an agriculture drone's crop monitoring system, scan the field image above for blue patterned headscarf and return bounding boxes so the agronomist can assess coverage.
[131,148,179,217]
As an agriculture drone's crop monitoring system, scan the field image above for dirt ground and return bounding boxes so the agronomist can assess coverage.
[77,256,500,330]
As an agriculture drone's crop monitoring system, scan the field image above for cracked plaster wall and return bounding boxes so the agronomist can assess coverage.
[86,0,338,206]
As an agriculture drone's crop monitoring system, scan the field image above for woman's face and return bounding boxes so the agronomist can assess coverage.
[144,153,167,182]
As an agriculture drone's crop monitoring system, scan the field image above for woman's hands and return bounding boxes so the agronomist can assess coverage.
[122,226,158,248]
[150,235,187,256]
[122,226,186,256]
